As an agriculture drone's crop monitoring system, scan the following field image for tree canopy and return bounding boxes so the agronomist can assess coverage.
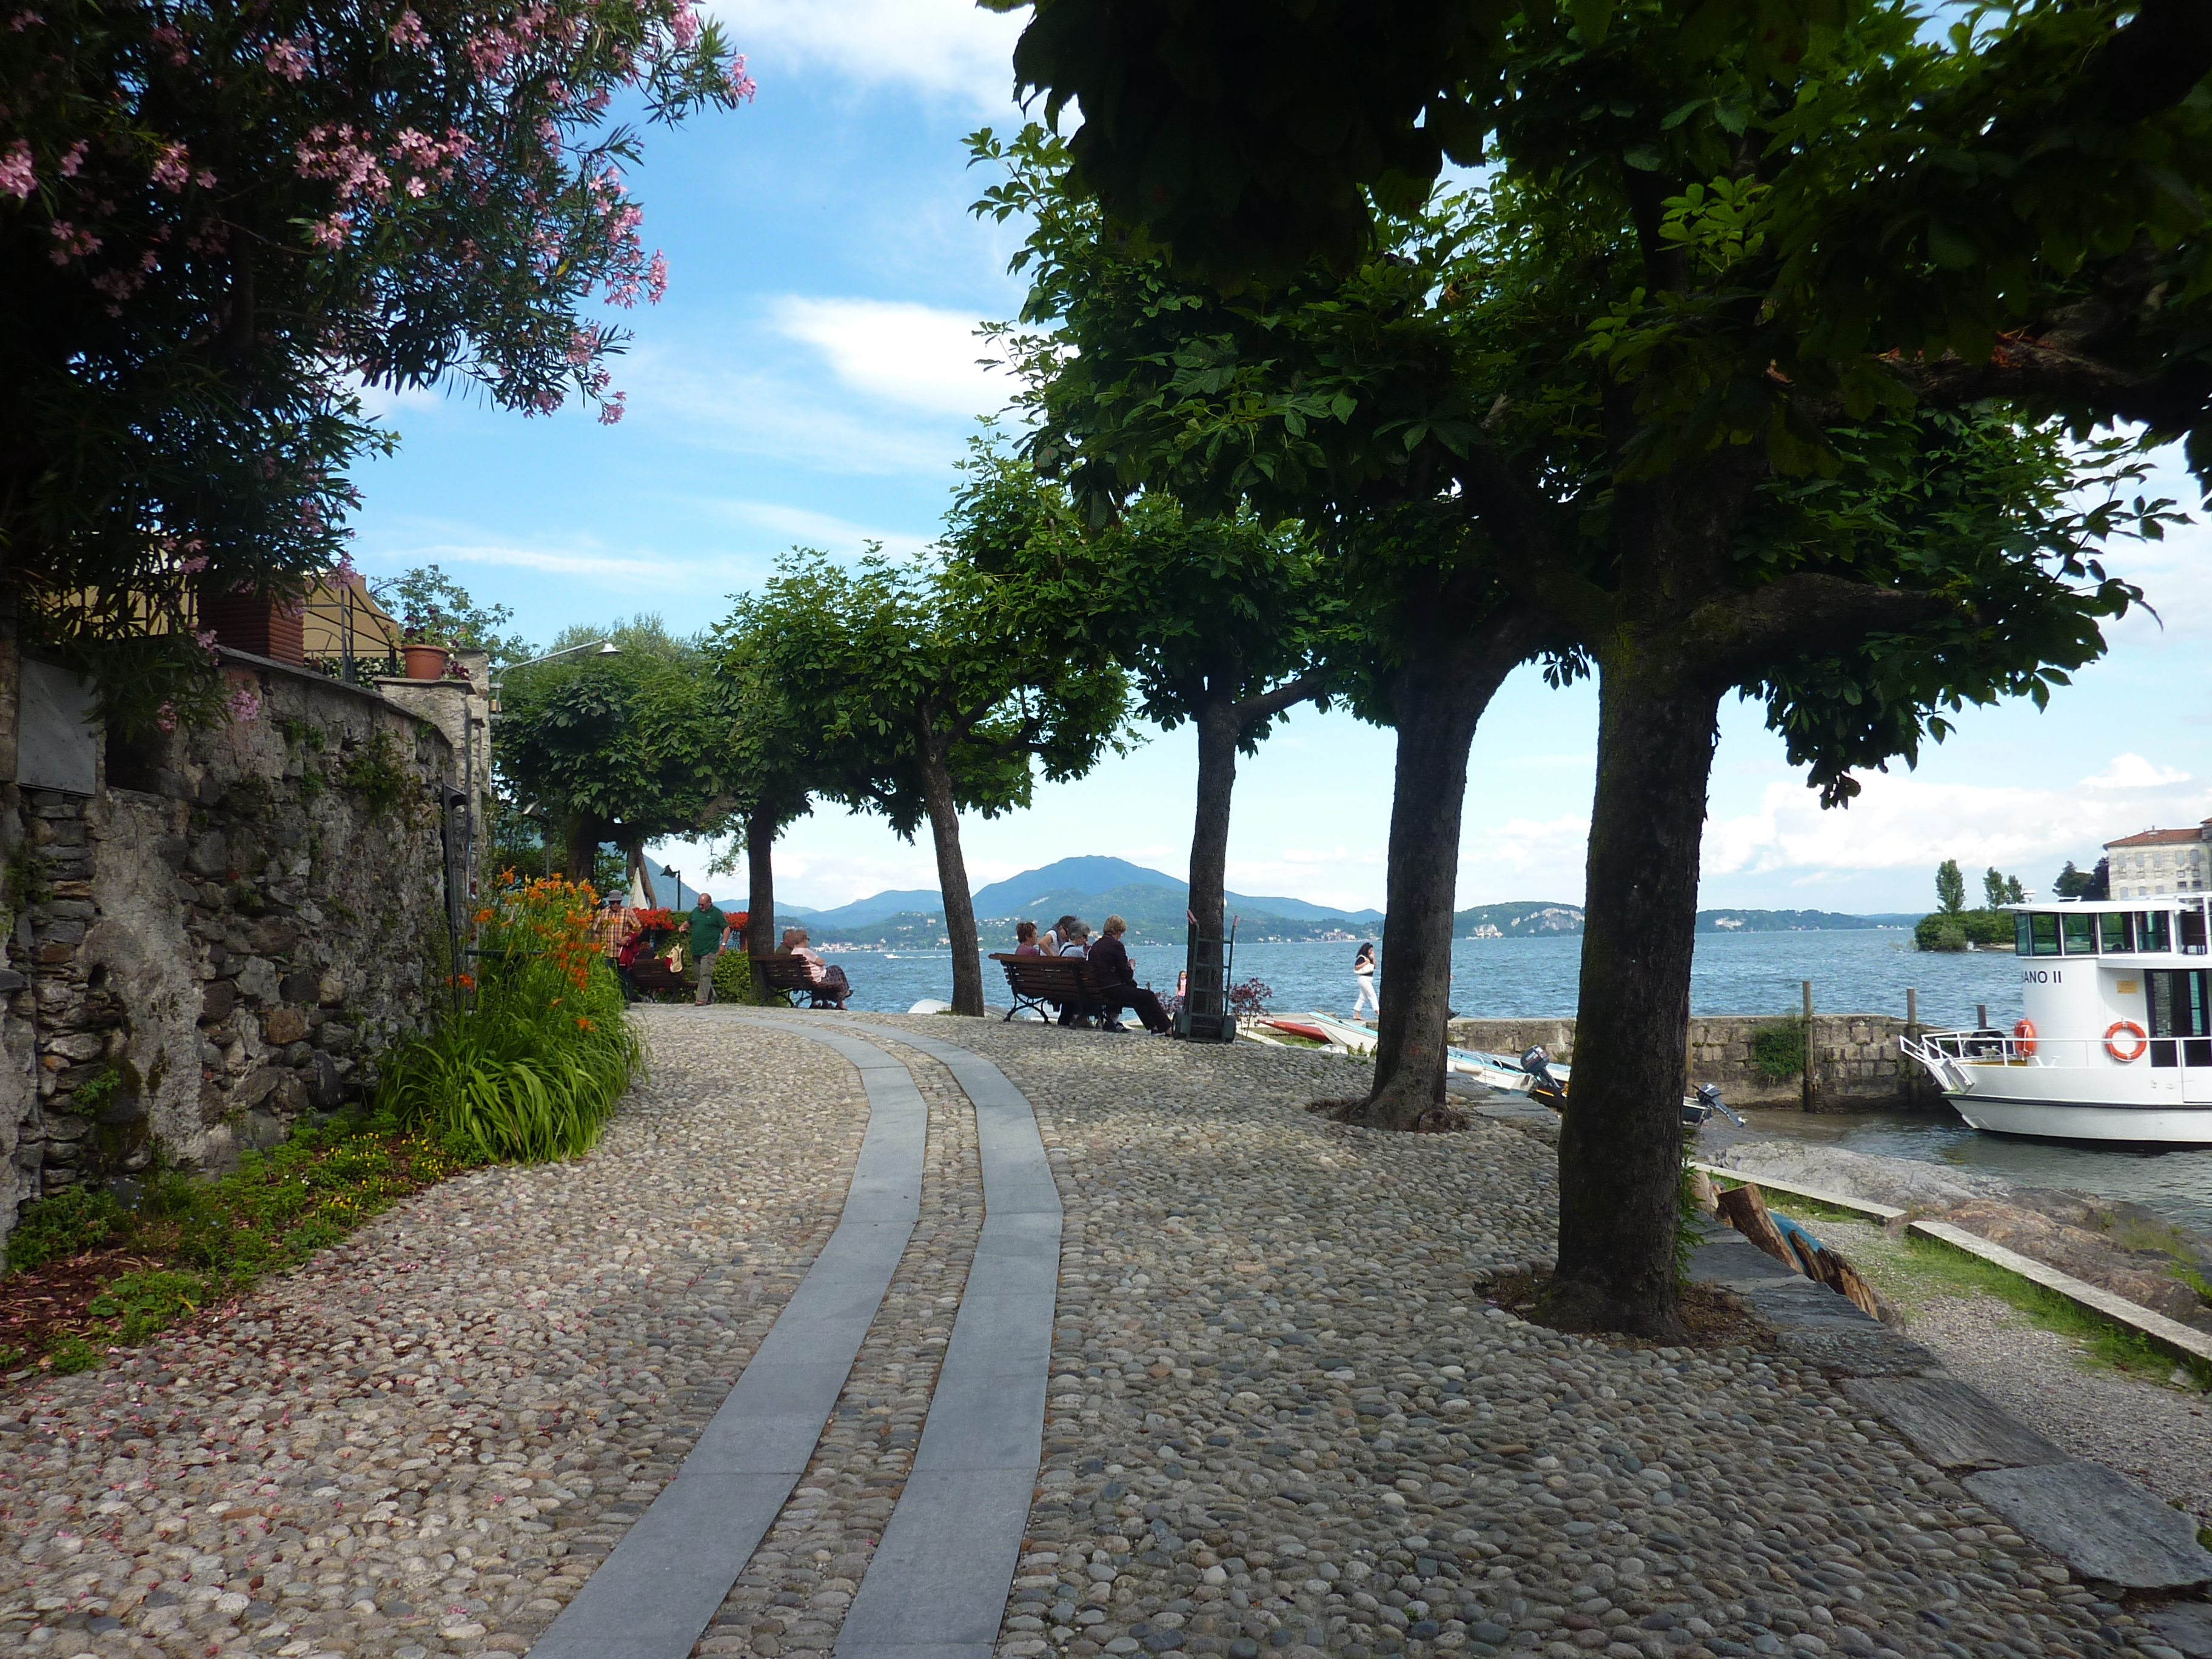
[494,617,736,883]
[725,541,1127,1016]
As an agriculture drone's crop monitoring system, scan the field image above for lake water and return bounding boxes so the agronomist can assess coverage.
[823,927,2022,1028]
[816,930,2212,1236]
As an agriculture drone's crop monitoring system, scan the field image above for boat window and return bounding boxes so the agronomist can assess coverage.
[2146,969,2211,1070]
[2137,911,2173,953]
[2098,911,2135,953]
[2060,912,2096,954]
[2014,913,2031,955]
[2025,913,2062,956]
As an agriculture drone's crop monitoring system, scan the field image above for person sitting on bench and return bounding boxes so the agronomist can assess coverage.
[1013,920,1045,957]
[1087,916,1172,1035]
[780,926,852,1010]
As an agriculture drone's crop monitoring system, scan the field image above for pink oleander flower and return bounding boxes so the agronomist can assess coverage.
[669,0,699,48]
[0,138,32,201]
[597,389,626,426]
[565,325,599,365]
[729,54,755,101]
[155,703,178,734]
[58,139,85,178]
[646,250,668,304]
[8,8,40,29]
[47,220,101,262]
[389,8,427,47]
[227,684,263,723]
[148,22,188,62]
[263,36,311,81]
[151,141,191,192]
[309,212,351,249]
[195,169,215,189]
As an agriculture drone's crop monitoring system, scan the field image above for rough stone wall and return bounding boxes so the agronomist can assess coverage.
[1,646,457,1252]
[1446,1012,1942,1109]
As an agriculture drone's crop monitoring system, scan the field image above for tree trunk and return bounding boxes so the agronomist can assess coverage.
[563,816,602,886]
[917,739,985,1017]
[1541,662,1721,1340]
[1185,690,1239,951]
[1347,613,1527,1128]
[746,802,778,1002]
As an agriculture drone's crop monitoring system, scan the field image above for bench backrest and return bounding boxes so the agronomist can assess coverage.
[989,952,1114,993]
[750,954,821,988]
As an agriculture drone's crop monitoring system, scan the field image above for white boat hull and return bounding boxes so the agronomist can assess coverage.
[1944,1092,2212,1143]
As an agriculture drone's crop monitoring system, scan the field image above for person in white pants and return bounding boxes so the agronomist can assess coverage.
[1352,941,1379,1016]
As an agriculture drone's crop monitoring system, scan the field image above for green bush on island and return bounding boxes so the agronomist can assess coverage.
[1914,908,2014,951]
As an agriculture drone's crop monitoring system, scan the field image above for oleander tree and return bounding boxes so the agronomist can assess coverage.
[0,0,753,723]
[976,0,2202,1333]
[729,545,1127,1017]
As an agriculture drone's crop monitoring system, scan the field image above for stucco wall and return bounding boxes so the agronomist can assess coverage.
[1,643,458,1252]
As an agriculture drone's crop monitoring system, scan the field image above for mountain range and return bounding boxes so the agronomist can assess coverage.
[763,857,1916,947]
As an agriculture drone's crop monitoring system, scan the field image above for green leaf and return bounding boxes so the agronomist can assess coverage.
[1572,0,1612,45]
[1622,144,1664,173]
[1925,220,1977,270]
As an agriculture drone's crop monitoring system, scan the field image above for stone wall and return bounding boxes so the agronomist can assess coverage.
[1446,1013,1943,1110]
[1,640,462,1253]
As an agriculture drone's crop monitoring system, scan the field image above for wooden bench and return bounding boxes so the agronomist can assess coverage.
[751,953,848,1009]
[625,954,691,997]
[990,953,1121,1024]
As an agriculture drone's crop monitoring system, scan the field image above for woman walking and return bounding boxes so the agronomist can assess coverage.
[1352,941,1379,1018]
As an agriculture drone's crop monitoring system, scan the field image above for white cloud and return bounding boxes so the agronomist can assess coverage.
[1703,759,2212,879]
[359,533,714,585]
[711,0,1025,112]
[773,297,1015,418]
[2079,753,2192,790]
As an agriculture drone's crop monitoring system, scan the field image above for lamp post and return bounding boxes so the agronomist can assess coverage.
[487,638,620,712]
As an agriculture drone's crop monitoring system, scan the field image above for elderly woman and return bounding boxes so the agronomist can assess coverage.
[780,925,852,1010]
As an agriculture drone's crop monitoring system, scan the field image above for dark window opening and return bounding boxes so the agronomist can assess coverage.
[2146,969,2210,1069]
[103,722,169,794]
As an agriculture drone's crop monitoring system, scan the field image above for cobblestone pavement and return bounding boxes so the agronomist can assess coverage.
[0,1017,872,1659]
[2,1010,2197,1659]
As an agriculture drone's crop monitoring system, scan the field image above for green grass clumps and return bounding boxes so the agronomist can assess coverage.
[1748,1019,1809,1082]
[5,1185,128,1272]
[377,873,643,1163]
[1900,1232,2212,1390]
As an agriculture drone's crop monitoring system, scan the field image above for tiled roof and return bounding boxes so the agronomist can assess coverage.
[2104,825,2211,848]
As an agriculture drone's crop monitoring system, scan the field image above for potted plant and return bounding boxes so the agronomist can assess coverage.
[401,626,449,680]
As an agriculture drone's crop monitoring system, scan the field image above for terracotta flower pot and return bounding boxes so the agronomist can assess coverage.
[403,643,449,680]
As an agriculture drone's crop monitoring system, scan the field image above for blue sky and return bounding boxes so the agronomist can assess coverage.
[349,0,2212,918]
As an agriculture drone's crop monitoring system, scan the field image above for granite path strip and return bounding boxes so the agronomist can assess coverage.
[742,1013,1066,1659]
[528,1025,931,1659]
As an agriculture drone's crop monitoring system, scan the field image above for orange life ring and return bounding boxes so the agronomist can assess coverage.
[2012,1017,2037,1056]
[2105,1020,2148,1063]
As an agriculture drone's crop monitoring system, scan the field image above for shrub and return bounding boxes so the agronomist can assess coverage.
[5,1185,125,1272]
[378,874,643,1162]
[1227,977,1275,1021]
[712,948,752,1002]
[86,1270,209,1342]
[1749,1019,1809,1082]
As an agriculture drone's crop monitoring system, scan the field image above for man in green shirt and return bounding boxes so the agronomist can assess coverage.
[688,893,731,1006]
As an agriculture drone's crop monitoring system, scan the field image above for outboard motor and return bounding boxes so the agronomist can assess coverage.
[1520,1045,1567,1110]
[1697,1082,1746,1127]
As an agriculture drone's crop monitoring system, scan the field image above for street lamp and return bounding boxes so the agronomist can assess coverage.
[488,638,619,708]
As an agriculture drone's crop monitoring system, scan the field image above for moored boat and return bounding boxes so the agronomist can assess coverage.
[1901,894,2212,1143]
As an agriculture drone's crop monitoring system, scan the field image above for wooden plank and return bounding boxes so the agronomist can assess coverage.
[1691,1162,1908,1222]
[1909,1218,2212,1367]
[1840,1376,2068,1470]
[1715,1184,1793,1265]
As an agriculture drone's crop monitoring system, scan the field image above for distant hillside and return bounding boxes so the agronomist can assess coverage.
[1453,902,1919,939]
[1696,909,1915,932]
[1455,902,1586,937]
[782,856,1382,945]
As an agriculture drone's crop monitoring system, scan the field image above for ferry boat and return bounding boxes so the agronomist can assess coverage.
[1900,894,2212,1143]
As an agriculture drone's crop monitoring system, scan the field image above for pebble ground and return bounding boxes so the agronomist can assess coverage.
[0,1009,2196,1659]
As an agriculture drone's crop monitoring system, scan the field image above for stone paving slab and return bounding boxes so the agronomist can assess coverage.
[1837,1378,2070,1472]
[1961,1461,2212,1592]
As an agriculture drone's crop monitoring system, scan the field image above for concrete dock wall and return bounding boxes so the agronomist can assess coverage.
[1445,1012,1943,1110]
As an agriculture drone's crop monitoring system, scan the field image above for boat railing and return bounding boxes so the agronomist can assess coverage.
[1902,1028,2210,1072]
